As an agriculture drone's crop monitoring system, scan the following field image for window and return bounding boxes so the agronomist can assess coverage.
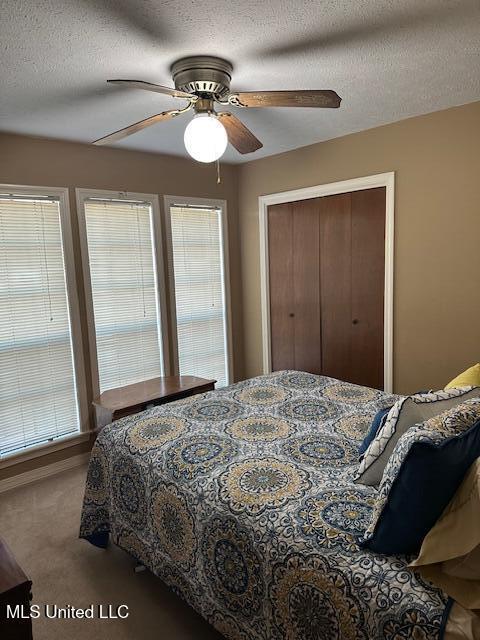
[166,200,232,387]
[0,188,82,457]
[78,192,166,393]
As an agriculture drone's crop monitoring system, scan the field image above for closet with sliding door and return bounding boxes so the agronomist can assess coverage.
[267,187,386,389]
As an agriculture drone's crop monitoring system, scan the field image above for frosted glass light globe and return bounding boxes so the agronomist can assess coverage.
[184,113,228,163]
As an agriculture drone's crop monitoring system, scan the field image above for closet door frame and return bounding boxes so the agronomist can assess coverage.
[259,172,395,392]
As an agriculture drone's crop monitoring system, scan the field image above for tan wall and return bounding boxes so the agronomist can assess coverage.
[0,133,242,479]
[2,101,480,480]
[238,101,480,395]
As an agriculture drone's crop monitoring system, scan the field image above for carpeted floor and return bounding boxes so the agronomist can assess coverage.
[0,465,223,640]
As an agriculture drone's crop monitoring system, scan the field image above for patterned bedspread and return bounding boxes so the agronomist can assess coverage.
[80,371,450,640]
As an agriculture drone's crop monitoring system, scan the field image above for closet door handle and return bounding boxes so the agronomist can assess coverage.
[352,319,359,325]
[289,313,295,318]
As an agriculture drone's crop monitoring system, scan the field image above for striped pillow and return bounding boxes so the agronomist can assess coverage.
[355,386,480,486]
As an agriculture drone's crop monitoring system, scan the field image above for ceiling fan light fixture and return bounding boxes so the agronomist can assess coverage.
[183,113,228,163]
[94,57,340,154]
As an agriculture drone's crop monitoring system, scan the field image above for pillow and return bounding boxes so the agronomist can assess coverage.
[355,386,480,486]
[445,363,480,390]
[361,392,435,437]
[409,457,480,609]
[409,458,480,609]
[358,407,391,456]
[359,398,480,555]
[444,603,480,640]
[443,545,480,580]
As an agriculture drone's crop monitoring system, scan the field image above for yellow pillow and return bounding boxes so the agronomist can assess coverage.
[445,364,480,390]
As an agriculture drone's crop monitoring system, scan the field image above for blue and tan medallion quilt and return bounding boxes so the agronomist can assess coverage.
[80,372,450,639]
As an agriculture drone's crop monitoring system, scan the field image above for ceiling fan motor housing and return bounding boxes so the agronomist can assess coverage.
[171,56,233,98]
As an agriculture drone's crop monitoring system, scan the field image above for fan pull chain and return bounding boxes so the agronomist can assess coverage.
[216,160,222,185]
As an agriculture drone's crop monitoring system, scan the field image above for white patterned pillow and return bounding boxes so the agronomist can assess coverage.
[360,398,480,553]
[355,386,480,486]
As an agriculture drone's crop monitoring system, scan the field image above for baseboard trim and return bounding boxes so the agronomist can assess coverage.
[0,452,90,494]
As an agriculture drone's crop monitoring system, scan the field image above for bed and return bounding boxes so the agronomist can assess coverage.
[80,371,451,639]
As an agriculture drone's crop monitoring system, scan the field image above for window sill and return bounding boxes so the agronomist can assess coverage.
[0,431,94,470]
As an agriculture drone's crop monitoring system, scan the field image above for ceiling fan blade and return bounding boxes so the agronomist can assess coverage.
[217,112,263,154]
[232,90,341,108]
[107,79,195,100]
[93,110,180,145]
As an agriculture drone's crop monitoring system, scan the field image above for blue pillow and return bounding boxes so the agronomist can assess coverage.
[358,407,391,456]
[360,399,480,555]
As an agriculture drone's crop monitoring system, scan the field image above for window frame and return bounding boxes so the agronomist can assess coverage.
[0,183,89,468]
[76,188,171,398]
[163,195,234,386]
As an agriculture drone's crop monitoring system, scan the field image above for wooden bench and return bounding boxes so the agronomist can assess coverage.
[93,375,216,431]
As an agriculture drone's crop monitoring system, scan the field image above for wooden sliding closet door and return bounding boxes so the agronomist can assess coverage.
[268,186,386,389]
[268,200,321,373]
[350,188,386,389]
[292,199,321,373]
[319,193,352,383]
[319,188,385,389]
[268,204,294,370]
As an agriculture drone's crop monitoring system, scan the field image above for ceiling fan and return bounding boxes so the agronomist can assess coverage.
[93,56,341,163]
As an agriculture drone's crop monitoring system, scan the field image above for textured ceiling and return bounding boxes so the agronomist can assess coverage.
[1,0,479,164]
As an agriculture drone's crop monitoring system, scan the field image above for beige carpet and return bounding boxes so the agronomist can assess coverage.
[0,465,223,640]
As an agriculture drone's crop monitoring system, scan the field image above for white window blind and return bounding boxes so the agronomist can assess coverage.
[169,205,230,387]
[0,194,80,457]
[83,198,164,392]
